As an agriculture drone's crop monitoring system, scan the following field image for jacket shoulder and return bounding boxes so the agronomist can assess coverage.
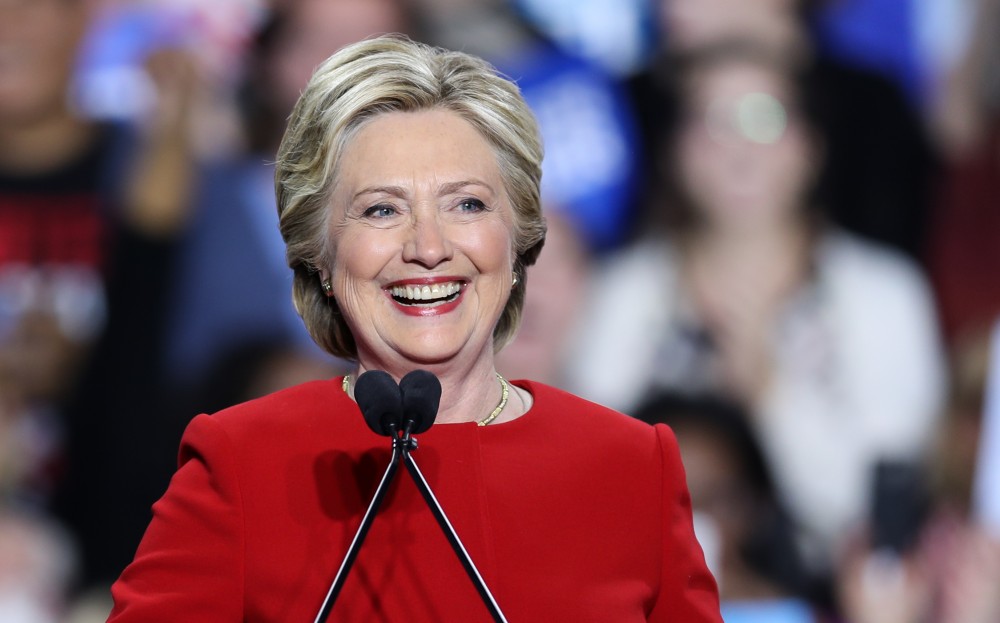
[520,380,658,443]
[206,378,350,439]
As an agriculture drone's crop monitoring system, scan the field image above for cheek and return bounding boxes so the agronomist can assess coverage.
[676,135,725,198]
[678,133,814,205]
[330,229,394,284]
[464,220,516,274]
[760,135,815,196]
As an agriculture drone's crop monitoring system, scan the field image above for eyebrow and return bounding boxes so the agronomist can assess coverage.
[439,179,495,196]
[352,179,496,202]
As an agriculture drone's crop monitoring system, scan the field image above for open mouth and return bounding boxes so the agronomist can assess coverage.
[389,281,463,307]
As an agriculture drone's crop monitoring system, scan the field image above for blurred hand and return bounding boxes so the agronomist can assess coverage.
[839,549,931,623]
[688,250,799,405]
[144,48,200,135]
[937,528,1000,623]
[124,47,202,237]
[685,226,809,406]
[697,272,778,404]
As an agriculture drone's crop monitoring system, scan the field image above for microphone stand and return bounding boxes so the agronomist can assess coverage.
[401,436,509,623]
[313,409,509,622]
[313,435,409,623]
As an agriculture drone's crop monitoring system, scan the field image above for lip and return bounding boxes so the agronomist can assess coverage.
[383,276,467,317]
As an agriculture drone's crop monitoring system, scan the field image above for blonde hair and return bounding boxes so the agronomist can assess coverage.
[275,35,546,359]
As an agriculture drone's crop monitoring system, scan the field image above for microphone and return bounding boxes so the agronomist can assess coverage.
[399,369,441,437]
[314,371,404,623]
[356,370,404,437]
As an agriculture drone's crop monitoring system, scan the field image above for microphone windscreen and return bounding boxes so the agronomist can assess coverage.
[399,370,441,435]
[354,370,402,437]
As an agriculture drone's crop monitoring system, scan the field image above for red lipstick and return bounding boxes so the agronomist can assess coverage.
[384,277,466,317]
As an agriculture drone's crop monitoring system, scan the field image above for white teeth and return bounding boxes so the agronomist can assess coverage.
[390,282,461,302]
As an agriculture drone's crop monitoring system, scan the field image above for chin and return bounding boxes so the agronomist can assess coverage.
[389,335,469,367]
[396,348,459,366]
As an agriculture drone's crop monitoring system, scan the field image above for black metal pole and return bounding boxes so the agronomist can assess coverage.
[314,440,403,623]
[401,448,509,623]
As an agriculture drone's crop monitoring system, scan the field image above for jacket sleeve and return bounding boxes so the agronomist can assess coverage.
[107,414,245,621]
[648,424,722,622]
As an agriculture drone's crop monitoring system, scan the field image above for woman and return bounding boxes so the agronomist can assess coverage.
[107,36,720,621]
[566,40,945,575]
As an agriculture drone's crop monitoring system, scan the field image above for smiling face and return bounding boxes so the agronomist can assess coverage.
[673,60,817,233]
[323,108,515,371]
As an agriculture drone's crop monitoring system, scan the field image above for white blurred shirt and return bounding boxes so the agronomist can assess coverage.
[565,230,946,569]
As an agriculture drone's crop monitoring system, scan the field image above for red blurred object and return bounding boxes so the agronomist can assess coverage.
[930,122,1000,343]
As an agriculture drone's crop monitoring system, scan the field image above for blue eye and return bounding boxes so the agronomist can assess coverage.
[458,198,486,212]
[363,204,397,218]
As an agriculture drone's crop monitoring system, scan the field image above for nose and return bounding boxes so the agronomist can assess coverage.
[401,209,453,268]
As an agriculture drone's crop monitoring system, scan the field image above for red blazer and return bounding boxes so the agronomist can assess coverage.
[109,379,721,622]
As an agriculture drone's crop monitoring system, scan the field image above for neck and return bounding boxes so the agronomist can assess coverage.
[353,354,505,425]
[700,213,806,251]
[686,216,811,269]
[0,110,96,174]
[680,216,813,306]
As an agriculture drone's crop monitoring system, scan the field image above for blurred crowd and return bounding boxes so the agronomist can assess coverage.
[1,0,999,621]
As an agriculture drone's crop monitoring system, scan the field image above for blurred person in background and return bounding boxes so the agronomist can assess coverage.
[635,392,825,622]
[925,0,1000,160]
[495,210,590,387]
[631,0,936,263]
[838,328,1000,623]
[0,507,75,623]
[0,0,205,597]
[0,0,117,508]
[566,40,946,580]
[51,42,201,594]
[928,0,1000,346]
[2,357,76,623]
[188,338,342,417]
[162,0,410,388]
